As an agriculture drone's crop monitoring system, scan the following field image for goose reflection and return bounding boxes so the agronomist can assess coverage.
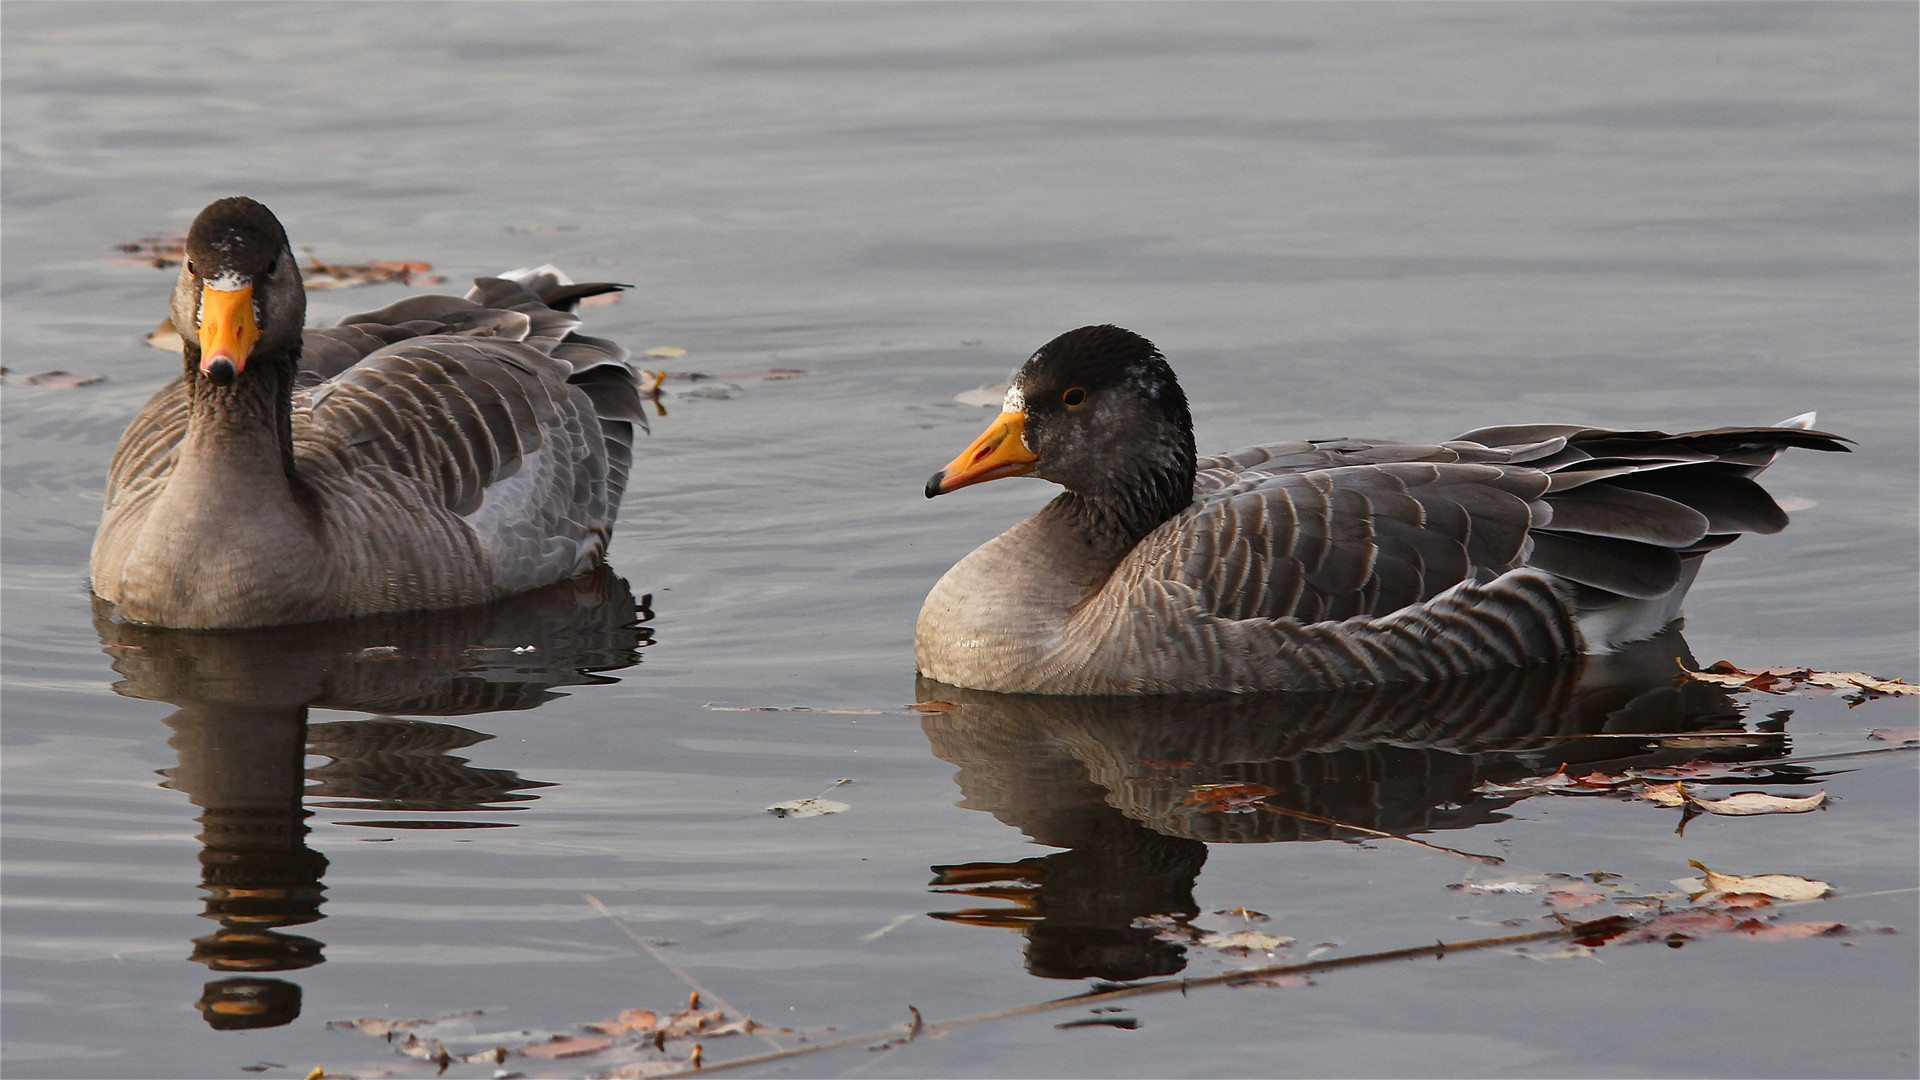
[93,568,652,1030]
[918,628,1793,983]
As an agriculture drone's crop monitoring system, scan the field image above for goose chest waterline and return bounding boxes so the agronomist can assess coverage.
[917,325,1849,695]
[89,197,646,629]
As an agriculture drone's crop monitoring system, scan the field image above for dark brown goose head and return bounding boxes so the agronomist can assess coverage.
[927,325,1197,549]
[169,197,306,387]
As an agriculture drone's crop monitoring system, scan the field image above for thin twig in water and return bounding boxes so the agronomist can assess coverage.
[1256,803,1504,863]
[584,894,787,1053]
[682,919,1615,1076]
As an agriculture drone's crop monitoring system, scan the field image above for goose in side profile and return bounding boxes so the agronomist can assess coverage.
[918,325,1849,695]
[90,197,646,629]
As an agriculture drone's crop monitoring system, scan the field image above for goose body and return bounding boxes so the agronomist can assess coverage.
[918,325,1848,695]
[90,197,646,629]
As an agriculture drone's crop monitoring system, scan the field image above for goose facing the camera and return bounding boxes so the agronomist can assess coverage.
[89,197,646,629]
[918,325,1848,695]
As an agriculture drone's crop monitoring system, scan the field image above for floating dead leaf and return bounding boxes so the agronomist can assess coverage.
[108,232,187,268]
[0,368,105,388]
[1680,860,1832,901]
[645,347,687,357]
[522,1034,615,1059]
[701,1016,758,1037]
[1545,889,1607,910]
[1688,789,1827,816]
[1472,768,1588,797]
[395,1035,450,1063]
[1638,782,1688,807]
[460,1046,508,1064]
[1607,909,1848,946]
[1678,660,1917,697]
[1869,728,1920,744]
[907,701,958,713]
[1697,892,1776,910]
[1197,929,1294,954]
[584,1008,658,1035]
[1180,782,1278,813]
[765,797,849,818]
[301,255,445,290]
[656,1007,725,1039]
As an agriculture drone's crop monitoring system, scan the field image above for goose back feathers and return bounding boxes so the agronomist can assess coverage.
[91,198,645,629]
[918,325,1849,695]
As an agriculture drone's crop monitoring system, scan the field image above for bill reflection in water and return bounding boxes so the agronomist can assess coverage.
[91,569,654,1030]
[919,628,1803,984]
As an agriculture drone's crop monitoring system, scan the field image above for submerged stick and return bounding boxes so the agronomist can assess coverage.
[686,919,1612,1076]
[584,894,787,1054]
[1257,802,1504,863]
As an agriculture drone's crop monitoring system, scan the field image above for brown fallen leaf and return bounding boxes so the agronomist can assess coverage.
[301,254,445,290]
[906,701,958,713]
[522,1034,615,1059]
[584,1008,659,1035]
[1688,789,1827,816]
[1181,782,1279,813]
[656,1007,725,1039]
[107,232,187,268]
[1638,782,1688,807]
[765,797,849,818]
[1678,659,1918,697]
[1869,728,1920,744]
[1682,860,1833,901]
[1545,889,1607,910]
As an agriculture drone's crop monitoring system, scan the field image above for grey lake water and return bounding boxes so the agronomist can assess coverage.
[3,3,1916,1077]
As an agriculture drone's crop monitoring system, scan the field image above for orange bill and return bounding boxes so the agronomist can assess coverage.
[926,410,1039,497]
[197,284,261,380]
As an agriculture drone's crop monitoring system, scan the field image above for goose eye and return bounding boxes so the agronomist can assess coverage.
[186,260,197,277]
[260,258,274,280]
[1063,387,1086,407]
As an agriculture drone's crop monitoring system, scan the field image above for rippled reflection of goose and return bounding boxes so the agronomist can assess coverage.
[90,197,646,629]
[918,630,1794,982]
[920,325,1849,694]
[94,570,651,1029]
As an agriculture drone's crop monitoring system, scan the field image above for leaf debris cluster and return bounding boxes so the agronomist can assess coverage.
[1679,660,1918,702]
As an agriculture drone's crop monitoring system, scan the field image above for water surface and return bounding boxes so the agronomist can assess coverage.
[4,4,1915,1077]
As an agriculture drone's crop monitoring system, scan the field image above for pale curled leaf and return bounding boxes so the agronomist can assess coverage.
[1198,929,1294,953]
[1683,861,1833,901]
[765,797,849,818]
[1688,789,1827,816]
[1869,728,1920,743]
